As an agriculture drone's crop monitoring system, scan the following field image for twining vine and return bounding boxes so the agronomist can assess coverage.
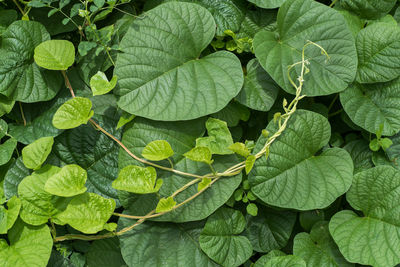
[51,41,329,242]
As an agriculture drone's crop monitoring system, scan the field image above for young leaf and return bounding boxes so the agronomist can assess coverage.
[34,40,75,70]
[90,71,118,96]
[52,97,94,129]
[112,165,163,194]
[155,197,176,213]
[141,140,174,161]
[245,155,256,174]
[116,112,135,130]
[380,138,393,151]
[54,192,116,234]
[246,203,258,216]
[183,147,213,165]
[44,164,87,197]
[369,138,380,151]
[198,178,212,192]
[196,118,234,155]
[22,136,54,170]
[229,142,250,157]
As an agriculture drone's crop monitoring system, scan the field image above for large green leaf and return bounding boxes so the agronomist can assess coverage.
[249,110,354,210]
[18,165,70,225]
[355,23,400,83]
[0,219,53,267]
[118,219,218,267]
[265,255,306,267]
[0,196,21,234]
[340,0,397,19]
[244,207,296,253]
[44,164,87,197]
[340,79,400,136]
[199,208,252,267]
[118,118,241,222]
[3,158,31,199]
[34,40,75,71]
[115,2,243,121]
[52,97,94,130]
[253,0,357,96]
[0,20,62,102]
[329,166,400,267]
[21,136,54,170]
[254,250,287,267]
[86,238,127,267]
[294,221,353,267]
[343,139,373,174]
[237,59,279,112]
[55,192,115,234]
[247,0,286,9]
[238,8,276,39]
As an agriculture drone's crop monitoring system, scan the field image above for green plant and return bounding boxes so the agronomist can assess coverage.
[1,0,400,266]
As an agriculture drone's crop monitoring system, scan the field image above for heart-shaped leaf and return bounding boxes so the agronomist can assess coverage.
[141,140,174,161]
[90,71,118,96]
[34,40,75,71]
[52,97,94,129]
[44,164,87,197]
[340,0,396,19]
[22,136,54,170]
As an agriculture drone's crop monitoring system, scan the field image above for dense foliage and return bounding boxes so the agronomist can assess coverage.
[1,0,400,266]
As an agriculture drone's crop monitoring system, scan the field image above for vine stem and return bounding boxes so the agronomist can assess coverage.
[12,0,25,15]
[18,102,26,126]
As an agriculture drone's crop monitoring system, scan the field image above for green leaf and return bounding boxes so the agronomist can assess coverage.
[329,166,400,267]
[0,119,8,139]
[0,138,17,166]
[229,142,250,158]
[355,23,400,83]
[141,140,174,161]
[0,95,15,117]
[249,110,354,210]
[22,136,54,170]
[340,0,396,19]
[90,71,118,96]
[18,165,70,225]
[118,220,218,266]
[198,178,212,192]
[184,147,213,165]
[253,0,357,96]
[247,0,286,9]
[55,192,115,234]
[294,221,353,267]
[3,158,31,199]
[0,21,62,102]
[265,255,306,267]
[0,10,17,35]
[196,118,234,155]
[199,208,252,266]
[34,40,75,71]
[343,140,374,174]
[86,238,127,267]
[299,210,325,232]
[254,250,287,267]
[244,207,296,253]
[115,2,243,121]
[380,137,393,150]
[246,203,258,216]
[155,196,176,213]
[116,112,135,130]
[52,97,94,129]
[0,196,21,234]
[369,138,380,152]
[245,154,256,174]
[0,219,53,267]
[44,164,87,197]
[340,79,400,136]
[112,165,163,194]
[237,59,279,112]
[211,101,250,127]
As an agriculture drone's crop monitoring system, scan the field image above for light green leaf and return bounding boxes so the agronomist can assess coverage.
[247,0,286,9]
[0,20,62,102]
[329,166,400,267]
[199,208,252,266]
[116,112,135,130]
[245,155,256,174]
[340,0,396,19]
[253,0,357,96]
[237,59,279,112]
[196,118,234,155]
[155,196,176,213]
[115,2,243,121]
[55,192,115,234]
[18,165,70,225]
[44,164,87,197]
[294,221,353,267]
[52,97,94,129]
[355,23,400,83]
[90,71,118,96]
[22,136,54,170]
[0,196,21,234]
[229,142,250,158]
[0,219,53,267]
[184,147,213,165]
[141,140,174,161]
[340,79,400,136]
[34,40,75,71]
[112,165,163,194]
[249,110,354,210]
[265,255,306,267]
[118,220,218,267]
[86,238,127,267]
[198,178,212,192]
[0,138,17,166]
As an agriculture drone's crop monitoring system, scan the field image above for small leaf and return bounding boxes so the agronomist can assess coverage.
[90,71,118,96]
[141,140,174,161]
[156,196,176,213]
[198,178,212,192]
[246,203,258,216]
[112,165,163,194]
[262,129,270,138]
[245,155,256,174]
[22,136,54,170]
[380,138,393,151]
[229,142,250,157]
[196,118,234,155]
[34,40,75,70]
[52,97,94,129]
[44,164,87,197]
[116,113,135,130]
[183,147,213,164]
[103,222,117,232]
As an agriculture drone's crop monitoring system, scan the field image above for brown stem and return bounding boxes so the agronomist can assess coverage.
[61,70,76,98]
